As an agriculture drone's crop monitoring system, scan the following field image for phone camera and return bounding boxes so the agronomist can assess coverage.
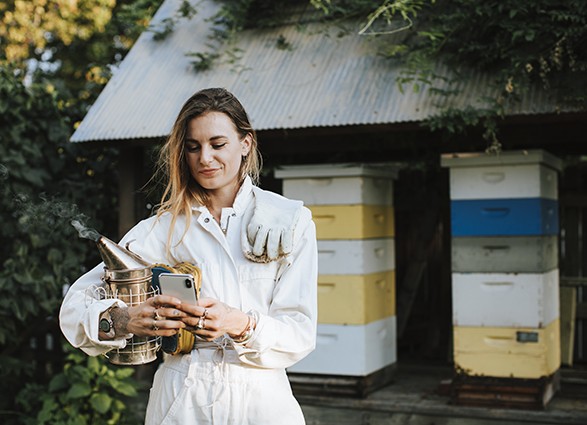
[185,278,192,288]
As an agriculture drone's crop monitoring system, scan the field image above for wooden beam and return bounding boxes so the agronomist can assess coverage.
[560,277,587,287]
[118,147,141,237]
[559,286,577,366]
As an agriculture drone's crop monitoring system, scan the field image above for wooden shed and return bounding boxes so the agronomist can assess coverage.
[71,0,587,403]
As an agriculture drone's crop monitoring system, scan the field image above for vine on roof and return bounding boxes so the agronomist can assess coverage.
[154,0,587,146]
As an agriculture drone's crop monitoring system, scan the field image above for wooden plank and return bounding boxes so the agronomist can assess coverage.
[560,277,587,287]
[297,370,586,425]
[560,286,577,366]
[450,372,560,410]
[289,363,396,398]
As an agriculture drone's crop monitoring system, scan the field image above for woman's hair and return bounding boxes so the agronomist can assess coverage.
[155,88,262,252]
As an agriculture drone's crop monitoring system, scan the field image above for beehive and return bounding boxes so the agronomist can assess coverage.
[442,150,562,382]
[277,163,397,377]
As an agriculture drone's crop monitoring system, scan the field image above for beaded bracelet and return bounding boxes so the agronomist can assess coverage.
[232,312,256,345]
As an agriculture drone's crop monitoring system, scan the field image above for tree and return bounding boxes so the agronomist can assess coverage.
[0,0,163,101]
[0,1,164,423]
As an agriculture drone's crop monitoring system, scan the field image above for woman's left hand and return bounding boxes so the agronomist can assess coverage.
[178,297,249,341]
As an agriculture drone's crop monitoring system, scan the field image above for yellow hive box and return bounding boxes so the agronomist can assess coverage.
[309,204,395,240]
[453,319,560,379]
[318,270,395,325]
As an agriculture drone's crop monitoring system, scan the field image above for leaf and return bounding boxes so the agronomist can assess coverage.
[89,393,112,414]
[49,373,70,392]
[114,367,134,379]
[37,398,58,423]
[66,383,92,399]
[110,381,137,397]
[87,356,101,374]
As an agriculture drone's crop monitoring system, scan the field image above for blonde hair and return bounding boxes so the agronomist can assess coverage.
[155,88,262,252]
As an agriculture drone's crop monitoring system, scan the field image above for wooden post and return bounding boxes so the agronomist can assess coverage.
[559,286,577,366]
[118,146,141,237]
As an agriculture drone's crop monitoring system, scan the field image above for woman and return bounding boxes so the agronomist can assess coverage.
[59,88,318,424]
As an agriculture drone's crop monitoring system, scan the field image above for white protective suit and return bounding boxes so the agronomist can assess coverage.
[59,177,318,425]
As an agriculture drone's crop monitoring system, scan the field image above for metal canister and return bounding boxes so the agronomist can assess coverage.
[96,235,160,365]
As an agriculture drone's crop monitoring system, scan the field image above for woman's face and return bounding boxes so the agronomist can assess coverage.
[185,111,252,199]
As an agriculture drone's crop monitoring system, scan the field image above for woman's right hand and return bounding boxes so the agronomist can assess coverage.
[112,295,188,337]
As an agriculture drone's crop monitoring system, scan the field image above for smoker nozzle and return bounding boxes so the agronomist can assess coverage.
[96,235,150,271]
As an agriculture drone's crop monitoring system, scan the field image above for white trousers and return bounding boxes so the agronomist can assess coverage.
[144,348,305,425]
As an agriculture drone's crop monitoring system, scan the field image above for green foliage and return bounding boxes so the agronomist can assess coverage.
[179,0,587,141]
[389,0,587,141]
[15,345,140,425]
[148,0,197,40]
[0,65,119,424]
[1,1,165,423]
[305,0,587,145]
[0,0,165,107]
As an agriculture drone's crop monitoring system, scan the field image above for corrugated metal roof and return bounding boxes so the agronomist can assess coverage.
[71,0,569,143]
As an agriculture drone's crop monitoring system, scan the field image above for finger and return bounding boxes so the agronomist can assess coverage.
[181,316,202,329]
[149,318,185,335]
[176,302,202,316]
[252,226,269,256]
[152,294,182,307]
[157,319,186,331]
[280,228,294,255]
[197,297,216,308]
[193,329,217,341]
[266,228,280,261]
[247,220,259,245]
[158,329,182,337]
[157,306,187,319]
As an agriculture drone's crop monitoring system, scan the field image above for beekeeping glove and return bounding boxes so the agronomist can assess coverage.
[242,188,303,263]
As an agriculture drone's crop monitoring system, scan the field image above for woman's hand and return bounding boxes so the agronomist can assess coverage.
[178,297,249,341]
[111,294,187,337]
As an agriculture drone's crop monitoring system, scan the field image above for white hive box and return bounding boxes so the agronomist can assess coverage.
[452,269,559,328]
[448,164,558,200]
[451,236,558,273]
[287,316,397,376]
[318,238,395,275]
[282,176,393,206]
[441,150,562,201]
[276,163,397,206]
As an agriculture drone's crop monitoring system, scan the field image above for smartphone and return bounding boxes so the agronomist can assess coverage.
[158,273,198,305]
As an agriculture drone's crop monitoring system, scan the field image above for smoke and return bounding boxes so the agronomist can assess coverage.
[2,163,103,242]
[0,164,8,180]
[71,219,101,242]
[11,192,102,242]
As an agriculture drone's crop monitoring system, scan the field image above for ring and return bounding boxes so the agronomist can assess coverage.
[152,320,159,331]
[196,316,205,330]
[154,309,163,321]
[202,309,208,318]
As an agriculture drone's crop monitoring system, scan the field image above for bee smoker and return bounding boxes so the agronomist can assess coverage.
[96,235,160,365]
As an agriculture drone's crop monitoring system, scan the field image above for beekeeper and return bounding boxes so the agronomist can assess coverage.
[60,87,318,425]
